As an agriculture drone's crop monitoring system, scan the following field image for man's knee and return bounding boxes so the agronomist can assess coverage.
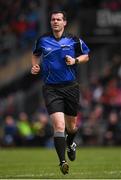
[54,124,65,132]
[50,112,65,132]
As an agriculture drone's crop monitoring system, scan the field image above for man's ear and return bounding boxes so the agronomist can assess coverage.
[64,20,67,26]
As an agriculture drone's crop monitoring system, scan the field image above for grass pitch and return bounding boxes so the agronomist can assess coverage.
[0,147,121,179]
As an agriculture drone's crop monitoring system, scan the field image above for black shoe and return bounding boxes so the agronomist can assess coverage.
[67,142,76,161]
[59,161,69,175]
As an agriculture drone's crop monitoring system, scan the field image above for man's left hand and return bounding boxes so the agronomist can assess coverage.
[65,55,75,65]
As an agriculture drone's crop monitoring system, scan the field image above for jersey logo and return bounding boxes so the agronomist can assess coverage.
[61,45,72,50]
[45,47,52,51]
[43,47,52,54]
[42,47,54,57]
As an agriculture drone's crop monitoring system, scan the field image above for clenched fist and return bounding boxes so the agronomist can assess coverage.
[65,55,75,65]
[31,64,40,74]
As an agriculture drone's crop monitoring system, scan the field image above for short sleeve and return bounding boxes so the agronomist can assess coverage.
[32,38,42,56]
[74,37,90,56]
[79,39,90,54]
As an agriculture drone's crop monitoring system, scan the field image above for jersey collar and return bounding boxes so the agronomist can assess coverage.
[50,31,66,41]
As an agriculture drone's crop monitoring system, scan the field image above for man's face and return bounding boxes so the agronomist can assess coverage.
[50,13,67,32]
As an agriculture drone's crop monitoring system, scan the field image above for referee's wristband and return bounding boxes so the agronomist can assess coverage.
[75,58,79,64]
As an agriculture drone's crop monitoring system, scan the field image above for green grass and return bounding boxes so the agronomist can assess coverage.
[0,147,121,179]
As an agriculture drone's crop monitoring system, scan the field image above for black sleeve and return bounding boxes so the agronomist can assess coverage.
[74,37,82,57]
[32,38,42,56]
[74,37,90,56]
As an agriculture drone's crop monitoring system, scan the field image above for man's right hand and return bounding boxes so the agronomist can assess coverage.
[31,64,40,74]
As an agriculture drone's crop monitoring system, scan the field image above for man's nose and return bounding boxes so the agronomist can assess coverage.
[54,19,58,23]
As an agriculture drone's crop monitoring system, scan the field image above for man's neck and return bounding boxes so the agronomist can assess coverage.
[53,30,64,39]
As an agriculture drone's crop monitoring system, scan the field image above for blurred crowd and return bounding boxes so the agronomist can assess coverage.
[0,0,121,147]
[1,0,121,66]
[78,53,121,146]
[0,0,41,66]
[0,53,121,147]
[0,111,54,148]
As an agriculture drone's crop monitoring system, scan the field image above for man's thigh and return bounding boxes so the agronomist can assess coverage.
[43,85,64,115]
[63,83,79,116]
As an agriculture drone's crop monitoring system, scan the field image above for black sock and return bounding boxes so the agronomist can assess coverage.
[54,137,66,163]
[66,131,77,146]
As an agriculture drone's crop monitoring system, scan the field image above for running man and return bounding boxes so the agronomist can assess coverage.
[31,10,90,175]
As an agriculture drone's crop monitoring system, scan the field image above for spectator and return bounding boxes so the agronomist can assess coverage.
[104,111,121,145]
[17,112,34,146]
[32,112,54,147]
[81,105,104,145]
[2,116,17,147]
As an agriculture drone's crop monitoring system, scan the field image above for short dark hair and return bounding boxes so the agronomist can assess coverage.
[50,10,67,21]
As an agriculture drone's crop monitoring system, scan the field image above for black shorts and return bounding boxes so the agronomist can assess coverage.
[42,82,79,116]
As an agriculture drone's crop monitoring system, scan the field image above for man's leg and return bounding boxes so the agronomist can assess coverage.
[65,115,77,161]
[50,112,69,174]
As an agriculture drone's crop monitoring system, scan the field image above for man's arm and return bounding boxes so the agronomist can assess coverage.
[31,54,40,74]
[65,54,89,65]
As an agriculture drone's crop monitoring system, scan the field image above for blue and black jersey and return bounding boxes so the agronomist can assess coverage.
[33,33,90,84]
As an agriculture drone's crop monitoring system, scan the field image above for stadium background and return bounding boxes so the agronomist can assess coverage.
[0,0,121,148]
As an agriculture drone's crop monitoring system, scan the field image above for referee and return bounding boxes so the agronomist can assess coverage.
[31,10,90,175]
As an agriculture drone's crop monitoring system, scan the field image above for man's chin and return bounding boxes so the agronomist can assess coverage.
[53,29,60,32]
[52,27,60,31]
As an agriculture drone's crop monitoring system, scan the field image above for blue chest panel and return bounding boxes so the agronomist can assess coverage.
[40,36,77,84]
[41,37,75,59]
